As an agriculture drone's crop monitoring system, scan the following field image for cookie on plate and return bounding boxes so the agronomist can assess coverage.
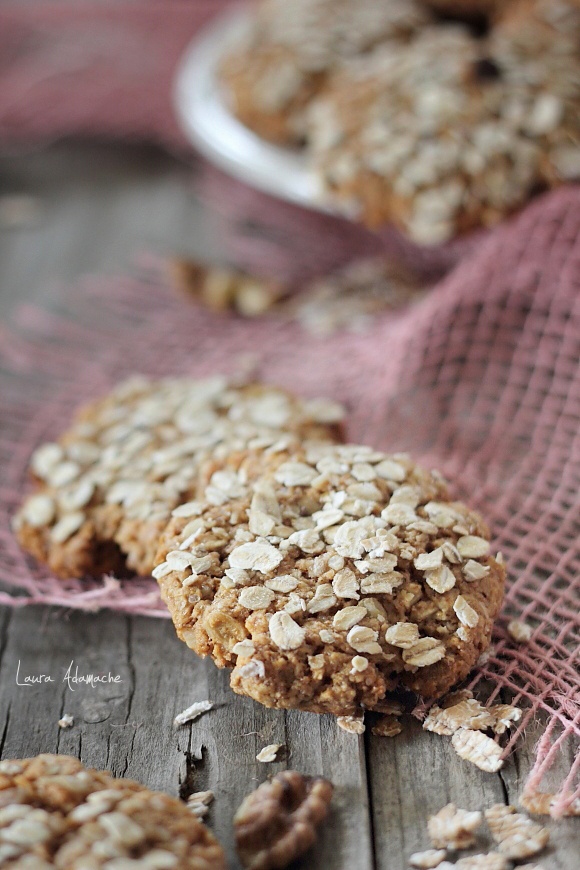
[13,376,344,579]
[0,754,225,868]
[154,443,504,716]
[306,0,580,242]
[219,0,430,145]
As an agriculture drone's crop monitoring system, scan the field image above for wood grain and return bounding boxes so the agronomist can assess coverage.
[0,144,577,869]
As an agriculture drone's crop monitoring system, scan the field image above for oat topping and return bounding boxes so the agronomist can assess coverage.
[0,754,225,868]
[15,377,344,578]
[155,442,504,715]
[485,804,550,860]
[427,803,483,850]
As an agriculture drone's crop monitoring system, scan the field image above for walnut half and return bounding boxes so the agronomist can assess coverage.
[234,770,334,870]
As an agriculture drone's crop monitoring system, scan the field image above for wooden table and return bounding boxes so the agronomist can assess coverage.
[0,143,577,869]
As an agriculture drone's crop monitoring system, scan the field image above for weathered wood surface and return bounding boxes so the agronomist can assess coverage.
[0,144,578,869]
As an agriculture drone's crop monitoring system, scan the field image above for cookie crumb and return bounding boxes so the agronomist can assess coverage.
[58,714,74,729]
[256,743,284,763]
[174,700,213,726]
[372,715,403,738]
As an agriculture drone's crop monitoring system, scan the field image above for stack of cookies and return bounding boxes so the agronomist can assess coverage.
[15,375,505,720]
[220,0,580,244]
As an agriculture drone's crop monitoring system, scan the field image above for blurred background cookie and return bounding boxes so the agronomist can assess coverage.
[219,0,430,145]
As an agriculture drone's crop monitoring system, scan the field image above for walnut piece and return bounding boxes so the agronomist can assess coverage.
[371,715,403,737]
[408,847,447,868]
[234,770,333,870]
[520,790,580,817]
[485,804,549,860]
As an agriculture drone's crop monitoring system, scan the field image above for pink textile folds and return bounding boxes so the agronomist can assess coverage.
[0,188,579,813]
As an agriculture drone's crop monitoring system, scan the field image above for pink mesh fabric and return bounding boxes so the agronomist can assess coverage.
[0,188,578,813]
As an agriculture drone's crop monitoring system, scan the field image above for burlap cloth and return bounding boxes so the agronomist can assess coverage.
[0,0,578,815]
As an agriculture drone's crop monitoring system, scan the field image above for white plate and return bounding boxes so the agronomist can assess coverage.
[174,7,348,215]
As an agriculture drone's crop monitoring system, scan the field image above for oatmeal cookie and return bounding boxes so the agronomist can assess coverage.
[306,0,580,243]
[0,754,225,868]
[219,0,430,145]
[13,376,344,578]
[154,443,504,715]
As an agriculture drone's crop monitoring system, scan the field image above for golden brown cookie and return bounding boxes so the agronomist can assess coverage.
[13,377,345,579]
[0,754,225,868]
[154,443,504,716]
[219,0,430,145]
[306,0,580,242]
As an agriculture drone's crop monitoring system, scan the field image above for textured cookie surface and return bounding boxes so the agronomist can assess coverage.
[0,754,225,868]
[13,376,344,578]
[220,0,429,144]
[306,0,580,242]
[155,443,504,715]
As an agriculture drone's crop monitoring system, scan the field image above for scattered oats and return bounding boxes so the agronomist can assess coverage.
[186,790,214,819]
[455,856,509,870]
[58,714,74,729]
[319,629,335,643]
[425,565,456,593]
[423,699,495,736]
[337,716,365,735]
[269,611,305,650]
[313,508,345,529]
[351,655,369,672]
[372,715,403,738]
[50,511,85,543]
[451,730,503,773]
[385,622,420,649]
[454,595,479,628]
[174,699,213,726]
[403,637,446,668]
[456,536,490,559]
[306,583,337,613]
[256,743,284,763]
[265,575,298,593]
[463,560,490,582]
[232,640,256,657]
[239,586,276,610]
[507,619,532,643]
[485,804,549,860]
[428,803,483,850]
[229,540,284,573]
[408,849,448,869]
[332,568,361,599]
[489,703,522,735]
[346,625,382,654]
